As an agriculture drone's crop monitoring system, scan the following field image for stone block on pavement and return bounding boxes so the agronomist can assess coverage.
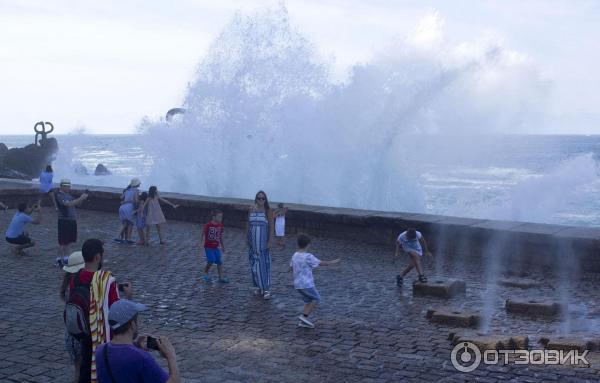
[426,308,480,328]
[413,279,466,298]
[505,299,565,317]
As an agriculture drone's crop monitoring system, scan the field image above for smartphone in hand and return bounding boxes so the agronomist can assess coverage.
[146,336,160,351]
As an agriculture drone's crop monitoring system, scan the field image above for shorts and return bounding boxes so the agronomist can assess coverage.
[297,287,321,303]
[204,247,223,265]
[58,219,77,246]
[6,234,31,245]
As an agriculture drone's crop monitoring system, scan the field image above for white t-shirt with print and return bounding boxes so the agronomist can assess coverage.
[397,231,423,255]
[290,251,321,289]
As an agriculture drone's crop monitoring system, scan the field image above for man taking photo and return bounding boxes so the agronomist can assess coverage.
[55,179,88,265]
[96,300,181,383]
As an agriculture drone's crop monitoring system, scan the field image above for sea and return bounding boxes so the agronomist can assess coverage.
[2,134,599,228]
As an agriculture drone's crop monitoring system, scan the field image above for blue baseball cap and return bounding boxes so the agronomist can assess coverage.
[108,300,147,330]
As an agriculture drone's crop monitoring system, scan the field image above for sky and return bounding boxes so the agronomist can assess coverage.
[0,0,599,135]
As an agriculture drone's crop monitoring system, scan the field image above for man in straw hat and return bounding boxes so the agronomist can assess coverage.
[55,179,89,266]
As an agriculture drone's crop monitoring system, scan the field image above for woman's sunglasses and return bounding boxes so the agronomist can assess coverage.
[256,197,266,201]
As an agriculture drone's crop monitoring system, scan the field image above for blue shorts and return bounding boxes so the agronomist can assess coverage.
[297,287,321,303]
[204,247,223,265]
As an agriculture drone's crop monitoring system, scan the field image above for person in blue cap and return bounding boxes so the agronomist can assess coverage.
[95,300,181,383]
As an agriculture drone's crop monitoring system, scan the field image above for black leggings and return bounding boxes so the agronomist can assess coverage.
[79,336,92,383]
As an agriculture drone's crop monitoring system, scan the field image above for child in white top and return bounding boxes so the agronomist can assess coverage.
[395,227,432,286]
[289,233,340,328]
[274,203,288,248]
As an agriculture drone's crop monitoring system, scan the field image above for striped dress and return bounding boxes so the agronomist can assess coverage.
[248,210,271,291]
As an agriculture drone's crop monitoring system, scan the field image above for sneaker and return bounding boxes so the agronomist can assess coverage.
[113,238,124,244]
[125,240,135,245]
[297,320,314,328]
[263,291,271,300]
[253,288,262,296]
[218,278,230,284]
[396,275,403,286]
[202,275,211,283]
[418,274,428,283]
[298,315,315,328]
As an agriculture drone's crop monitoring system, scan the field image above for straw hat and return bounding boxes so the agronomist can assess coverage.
[63,251,85,273]
[129,178,141,188]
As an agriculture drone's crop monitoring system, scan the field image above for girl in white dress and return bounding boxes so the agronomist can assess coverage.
[273,203,288,248]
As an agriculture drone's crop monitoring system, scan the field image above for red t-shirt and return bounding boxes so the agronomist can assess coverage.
[71,269,119,307]
[203,222,224,249]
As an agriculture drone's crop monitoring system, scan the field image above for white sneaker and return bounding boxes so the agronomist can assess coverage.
[263,291,271,300]
[297,321,313,328]
[298,315,315,328]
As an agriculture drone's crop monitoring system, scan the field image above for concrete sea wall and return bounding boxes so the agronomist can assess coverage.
[1,178,599,272]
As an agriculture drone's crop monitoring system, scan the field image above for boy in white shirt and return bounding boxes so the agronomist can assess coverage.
[289,233,340,328]
[395,228,432,286]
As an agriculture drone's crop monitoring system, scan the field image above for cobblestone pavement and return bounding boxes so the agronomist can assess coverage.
[1,208,600,382]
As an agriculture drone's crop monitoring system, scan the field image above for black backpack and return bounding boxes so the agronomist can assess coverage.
[64,271,91,339]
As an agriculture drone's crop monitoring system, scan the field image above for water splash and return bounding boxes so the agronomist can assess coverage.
[139,5,551,212]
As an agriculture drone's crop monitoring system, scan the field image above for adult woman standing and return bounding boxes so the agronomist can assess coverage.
[247,190,274,300]
[38,165,58,209]
[117,178,140,243]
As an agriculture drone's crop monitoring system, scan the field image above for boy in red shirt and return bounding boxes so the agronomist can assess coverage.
[202,210,229,283]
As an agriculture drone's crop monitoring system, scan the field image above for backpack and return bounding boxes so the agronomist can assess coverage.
[64,271,91,339]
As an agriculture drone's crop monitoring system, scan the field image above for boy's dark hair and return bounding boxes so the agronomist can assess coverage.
[17,202,27,212]
[110,314,138,335]
[139,191,148,201]
[297,233,311,248]
[211,209,223,218]
[45,165,53,172]
[82,238,104,262]
[406,228,417,240]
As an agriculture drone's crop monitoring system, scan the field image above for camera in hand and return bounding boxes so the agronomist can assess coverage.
[118,283,129,292]
[146,336,160,351]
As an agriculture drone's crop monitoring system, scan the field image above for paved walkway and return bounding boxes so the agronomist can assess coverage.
[1,208,599,382]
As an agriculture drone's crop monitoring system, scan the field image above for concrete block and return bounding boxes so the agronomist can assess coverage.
[497,278,542,289]
[413,279,466,298]
[426,308,480,327]
[450,332,529,351]
[505,299,565,317]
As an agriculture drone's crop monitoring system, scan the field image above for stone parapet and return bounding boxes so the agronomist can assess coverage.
[1,178,600,272]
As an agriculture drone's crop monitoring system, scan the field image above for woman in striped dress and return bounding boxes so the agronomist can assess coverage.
[247,190,274,300]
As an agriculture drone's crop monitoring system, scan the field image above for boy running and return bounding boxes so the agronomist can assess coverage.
[395,227,432,286]
[290,233,340,328]
[201,210,229,283]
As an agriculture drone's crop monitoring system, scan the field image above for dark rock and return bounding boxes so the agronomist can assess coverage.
[0,164,31,180]
[0,143,8,158]
[74,162,89,175]
[94,163,111,176]
[2,137,58,178]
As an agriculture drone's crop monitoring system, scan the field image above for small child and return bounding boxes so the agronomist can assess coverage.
[273,203,288,248]
[145,185,178,245]
[201,209,229,283]
[289,233,340,329]
[395,227,432,286]
[135,192,149,245]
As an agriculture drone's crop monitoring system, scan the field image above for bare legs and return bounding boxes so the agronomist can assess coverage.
[14,240,35,256]
[145,224,164,244]
[400,252,424,278]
